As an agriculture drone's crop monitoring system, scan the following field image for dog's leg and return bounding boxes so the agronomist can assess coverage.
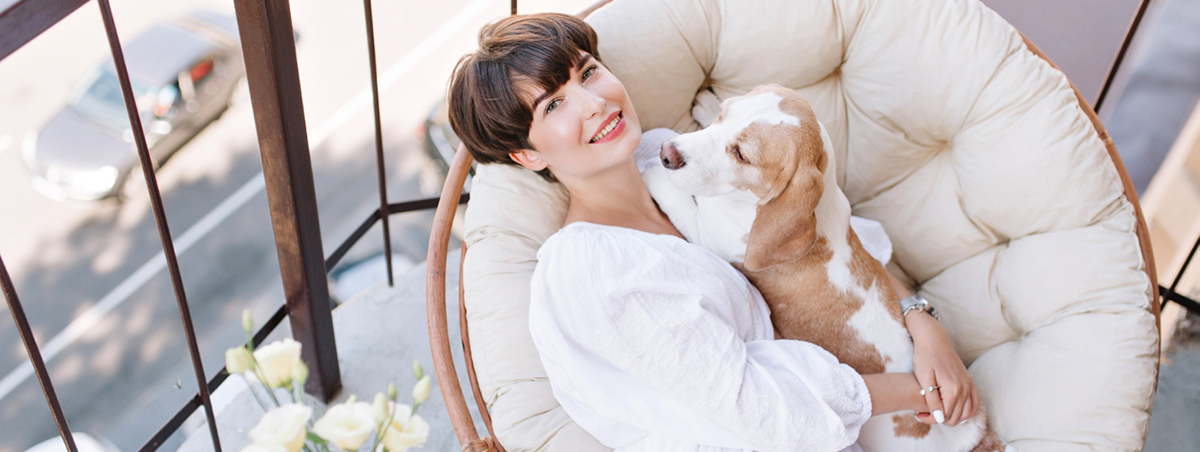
[643,165,701,241]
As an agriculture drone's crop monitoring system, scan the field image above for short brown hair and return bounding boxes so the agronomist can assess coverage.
[447,13,601,181]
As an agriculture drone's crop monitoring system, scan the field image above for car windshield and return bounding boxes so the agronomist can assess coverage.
[68,68,157,130]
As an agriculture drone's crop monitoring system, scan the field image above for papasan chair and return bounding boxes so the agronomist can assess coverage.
[425,0,1162,450]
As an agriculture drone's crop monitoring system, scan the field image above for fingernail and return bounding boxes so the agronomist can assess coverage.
[933,410,945,424]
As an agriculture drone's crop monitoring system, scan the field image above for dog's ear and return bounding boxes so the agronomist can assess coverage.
[743,163,824,271]
[742,120,827,271]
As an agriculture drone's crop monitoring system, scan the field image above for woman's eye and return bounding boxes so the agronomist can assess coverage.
[545,98,561,114]
[730,144,749,163]
[582,66,597,80]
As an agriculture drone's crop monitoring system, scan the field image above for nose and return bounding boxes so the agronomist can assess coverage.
[574,85,605,118]
[660,140,686,170]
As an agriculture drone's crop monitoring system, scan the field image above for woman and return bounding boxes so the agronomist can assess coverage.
[448,13,976,451]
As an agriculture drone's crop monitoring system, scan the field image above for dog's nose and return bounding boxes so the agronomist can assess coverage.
[660,140,686,170]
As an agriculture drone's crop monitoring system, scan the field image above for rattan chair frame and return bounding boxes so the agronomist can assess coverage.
[424,16,1162,452]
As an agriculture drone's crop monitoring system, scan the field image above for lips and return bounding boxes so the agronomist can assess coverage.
[590,111,624,144]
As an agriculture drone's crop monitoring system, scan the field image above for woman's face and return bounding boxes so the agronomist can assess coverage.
[512,53,642,181]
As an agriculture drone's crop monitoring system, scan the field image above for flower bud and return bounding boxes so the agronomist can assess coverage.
[412,361,423,380]
[372,392,390,423]
[242,309,254,334]
[412,375,432,408]
[388,383,398,401]
[225,347,255,375]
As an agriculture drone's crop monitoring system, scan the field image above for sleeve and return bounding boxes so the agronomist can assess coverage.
[530,230,872,452]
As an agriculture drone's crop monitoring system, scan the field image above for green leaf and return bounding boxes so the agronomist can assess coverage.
[306,432,329,445]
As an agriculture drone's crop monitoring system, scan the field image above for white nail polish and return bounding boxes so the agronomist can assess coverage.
[933,410,945,424]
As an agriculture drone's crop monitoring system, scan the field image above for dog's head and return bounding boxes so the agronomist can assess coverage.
[660,84,827,270]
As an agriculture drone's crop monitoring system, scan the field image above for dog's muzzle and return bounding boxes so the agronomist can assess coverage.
[660,140,686,170]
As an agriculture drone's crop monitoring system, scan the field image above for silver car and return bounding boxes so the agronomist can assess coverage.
[21,11,245,201]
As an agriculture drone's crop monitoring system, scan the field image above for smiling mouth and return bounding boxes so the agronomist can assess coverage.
[590,112,623,143]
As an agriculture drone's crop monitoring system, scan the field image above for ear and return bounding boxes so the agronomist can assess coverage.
[743,164,825,271]
[510,149,547,171]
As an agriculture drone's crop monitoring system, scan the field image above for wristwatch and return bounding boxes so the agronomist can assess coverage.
[899,293,939,321]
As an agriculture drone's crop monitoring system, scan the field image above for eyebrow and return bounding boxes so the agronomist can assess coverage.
[531,54,594,110]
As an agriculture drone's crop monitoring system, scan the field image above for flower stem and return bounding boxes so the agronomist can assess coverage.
[245,380,272,412]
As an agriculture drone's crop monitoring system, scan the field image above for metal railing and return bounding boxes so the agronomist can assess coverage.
[0,0,488,450]
[6,0,1192,451]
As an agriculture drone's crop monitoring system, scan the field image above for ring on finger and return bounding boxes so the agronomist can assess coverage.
[920,385,940,396]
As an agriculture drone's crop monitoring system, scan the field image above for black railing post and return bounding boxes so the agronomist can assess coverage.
[1,254,78,452]
[362,0,394,287]
[95,0,222,447]
[232,0,341,401]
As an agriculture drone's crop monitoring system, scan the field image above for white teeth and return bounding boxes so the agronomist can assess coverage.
[591,114,621,143]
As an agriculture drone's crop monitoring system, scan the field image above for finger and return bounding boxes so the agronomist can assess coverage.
[914,412,936,425]
[920,381,946,424]
[961,394,974,424]
[964,383,974,419]
[945,384,966,426]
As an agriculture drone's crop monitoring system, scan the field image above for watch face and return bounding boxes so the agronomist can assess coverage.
[900,294,924,309]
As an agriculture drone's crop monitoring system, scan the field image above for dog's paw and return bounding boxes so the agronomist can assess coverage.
[643,165,699,239]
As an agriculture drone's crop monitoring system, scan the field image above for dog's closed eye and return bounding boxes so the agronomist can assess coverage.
[729,143,749,164]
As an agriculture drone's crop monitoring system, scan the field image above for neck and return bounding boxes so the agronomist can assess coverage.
[561,160,675,235]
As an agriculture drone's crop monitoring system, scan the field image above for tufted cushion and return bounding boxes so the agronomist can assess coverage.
[461,0,1159,450]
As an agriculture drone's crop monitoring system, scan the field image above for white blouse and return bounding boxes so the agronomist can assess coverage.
[529,222,872,452]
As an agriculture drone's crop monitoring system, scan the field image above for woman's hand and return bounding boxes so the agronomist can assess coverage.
[906,310,978,426]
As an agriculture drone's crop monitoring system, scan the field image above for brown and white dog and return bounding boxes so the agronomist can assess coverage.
[644,85,1005,452]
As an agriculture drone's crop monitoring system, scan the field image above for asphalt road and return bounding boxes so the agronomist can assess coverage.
[0,0,592,450]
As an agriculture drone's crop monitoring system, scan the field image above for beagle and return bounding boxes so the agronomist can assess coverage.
[644,85,1005,452]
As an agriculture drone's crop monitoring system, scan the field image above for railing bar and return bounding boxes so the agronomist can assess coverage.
[0,0,90,62]
[362,0,395,287]
[233,0,341,401]
[139,395,205,451]
[1094,0,1153,111]
[141,304,288,450]
[253,304,291,347]
[1168,234,1200,294]
[144,187,467,444]
[326,194,471,273]
[326,210,383,273]
[386,193,470,215]
[1160,285,1200,313]
[96,1,221,449]
[1,254,78,452]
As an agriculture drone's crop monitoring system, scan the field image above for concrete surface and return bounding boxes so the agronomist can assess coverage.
[1146,313,1200,452]
[176,249,486,452]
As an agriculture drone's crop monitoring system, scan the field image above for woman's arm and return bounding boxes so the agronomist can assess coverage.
[860,373,927,415]
[887,272,979,426]
[531,228,874,451]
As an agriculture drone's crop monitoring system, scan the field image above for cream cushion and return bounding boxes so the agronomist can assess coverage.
[461,0,1160,450]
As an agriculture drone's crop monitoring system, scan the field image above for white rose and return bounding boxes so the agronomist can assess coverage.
[312,400,375,450]
[226,347,255,375]
[249,404,311,452]
[253,339,302,387]
[378,403,430,451]
[241,443,286,452]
